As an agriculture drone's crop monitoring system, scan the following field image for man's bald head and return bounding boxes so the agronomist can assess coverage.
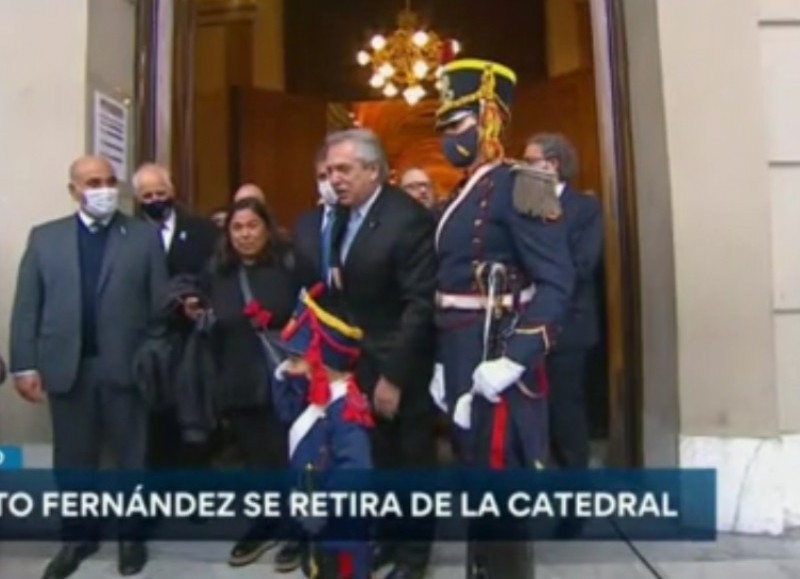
[69,155,114,183]
[233,183,266,204]
[400,168,434,209]
[68,155,116,201]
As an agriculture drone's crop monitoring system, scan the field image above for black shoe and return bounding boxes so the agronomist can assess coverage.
[118,542,148,576]
[385,563,427,579]
[371,543,394,571]
[41,543,99,579]
[274,541,303,573]
[228,538,278,567]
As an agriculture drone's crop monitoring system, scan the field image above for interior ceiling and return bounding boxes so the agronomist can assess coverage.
[283,0,552,196]
[284,0,547,102]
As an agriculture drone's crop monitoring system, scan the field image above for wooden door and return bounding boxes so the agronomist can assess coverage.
[230,88,328,230]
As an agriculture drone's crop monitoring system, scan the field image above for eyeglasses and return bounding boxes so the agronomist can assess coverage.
[403,182,431,191]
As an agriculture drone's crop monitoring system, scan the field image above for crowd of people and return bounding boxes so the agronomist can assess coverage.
[6,58,603,579]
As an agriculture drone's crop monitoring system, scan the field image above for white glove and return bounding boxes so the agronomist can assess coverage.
[452,393,473,429]
[274,359,291,381]
[472,357,525,403]
[429,363,448,412]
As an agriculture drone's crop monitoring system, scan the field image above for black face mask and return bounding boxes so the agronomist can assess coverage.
[141,199,174,221]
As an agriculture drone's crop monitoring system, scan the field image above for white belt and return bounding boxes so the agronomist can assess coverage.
[288,380,349,459]
[436,284,536,310]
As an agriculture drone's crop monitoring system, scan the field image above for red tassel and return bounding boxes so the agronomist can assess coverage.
[254,310,272,330]
[307,282,326,300]
[243,300,260,316]
[306,312,330,407]
[341,379,374,428]
[338,552,354,578]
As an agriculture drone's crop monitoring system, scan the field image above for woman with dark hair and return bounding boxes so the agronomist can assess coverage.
[186,198,307,569]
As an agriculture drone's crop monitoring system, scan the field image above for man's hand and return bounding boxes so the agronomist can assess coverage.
[182,296,206,321]
[373,376,401,419]
[14,372,45,403]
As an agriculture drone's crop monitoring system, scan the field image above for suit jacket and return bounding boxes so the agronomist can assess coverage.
[555,186,604,351]
[330,186,437,414]
[9,212,168,393]
[165,208,219,277]
[292,204,325,285]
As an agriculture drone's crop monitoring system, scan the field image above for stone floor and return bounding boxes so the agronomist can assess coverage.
[4,534,800,579]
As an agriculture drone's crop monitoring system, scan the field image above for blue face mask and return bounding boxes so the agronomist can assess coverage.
[442,124,479,168]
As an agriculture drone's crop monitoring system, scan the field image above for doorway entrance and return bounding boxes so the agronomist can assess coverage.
[136,0,641,467]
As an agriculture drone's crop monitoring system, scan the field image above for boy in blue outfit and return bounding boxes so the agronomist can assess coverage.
[272,283,374,579]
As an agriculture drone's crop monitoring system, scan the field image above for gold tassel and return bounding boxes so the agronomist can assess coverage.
[477,65,505,163]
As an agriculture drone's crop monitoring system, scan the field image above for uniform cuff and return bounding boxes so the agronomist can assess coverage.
[504,325,551,367]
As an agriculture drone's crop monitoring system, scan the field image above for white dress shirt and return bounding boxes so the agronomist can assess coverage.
[160,210,176,251]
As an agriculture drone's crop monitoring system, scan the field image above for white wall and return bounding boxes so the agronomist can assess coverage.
[760,0,800,433]
[0,0,136,447]
[0,0,90,445]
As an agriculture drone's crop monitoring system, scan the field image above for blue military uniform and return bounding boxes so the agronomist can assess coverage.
[272,283,373,579]
[432,57,576,579]
[431,59,575,470]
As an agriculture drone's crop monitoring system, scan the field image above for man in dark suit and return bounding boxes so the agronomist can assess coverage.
[524,133,604,469]
[132,163,219,470]
[293,145,339,284]
[9,155,168,578]
[325,129,438,579]
[132,163,218,278]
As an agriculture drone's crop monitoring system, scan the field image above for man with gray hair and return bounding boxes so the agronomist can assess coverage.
[524,133,603,470]
[132,162,219,474]
[325,128,438,579]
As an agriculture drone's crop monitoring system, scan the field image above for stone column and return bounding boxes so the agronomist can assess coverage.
[623,0,800,534]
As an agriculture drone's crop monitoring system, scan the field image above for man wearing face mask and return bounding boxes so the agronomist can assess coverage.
[292,145,340,286]
[132,163,220,476]
[431,60,574,578]
[133,163,219,278]
[9,155,167,579]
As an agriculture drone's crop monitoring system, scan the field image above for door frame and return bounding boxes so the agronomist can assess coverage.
[135,0,645,466]
[588,0,642,466]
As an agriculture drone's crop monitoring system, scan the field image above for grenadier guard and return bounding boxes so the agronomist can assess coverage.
[430,59,575,577]
[272,283,374,579]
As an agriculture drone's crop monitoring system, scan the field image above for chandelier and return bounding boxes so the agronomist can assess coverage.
[356,0,461,106]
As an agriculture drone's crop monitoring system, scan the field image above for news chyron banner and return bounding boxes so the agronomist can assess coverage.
[0,466,715,542]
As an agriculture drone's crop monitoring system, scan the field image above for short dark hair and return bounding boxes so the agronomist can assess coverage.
[213,198,293,274]
[527,133,579,182]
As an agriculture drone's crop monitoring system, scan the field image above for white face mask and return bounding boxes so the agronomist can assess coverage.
[317,179,338,206]
[83,187,119,219]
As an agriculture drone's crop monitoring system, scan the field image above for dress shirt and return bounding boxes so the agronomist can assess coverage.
[340,186,382,263]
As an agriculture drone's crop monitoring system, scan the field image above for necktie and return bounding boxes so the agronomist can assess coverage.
[340,210,363,264]
[320,209,333,281]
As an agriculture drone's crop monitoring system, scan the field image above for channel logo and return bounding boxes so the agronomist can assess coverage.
[0,446,23,469]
